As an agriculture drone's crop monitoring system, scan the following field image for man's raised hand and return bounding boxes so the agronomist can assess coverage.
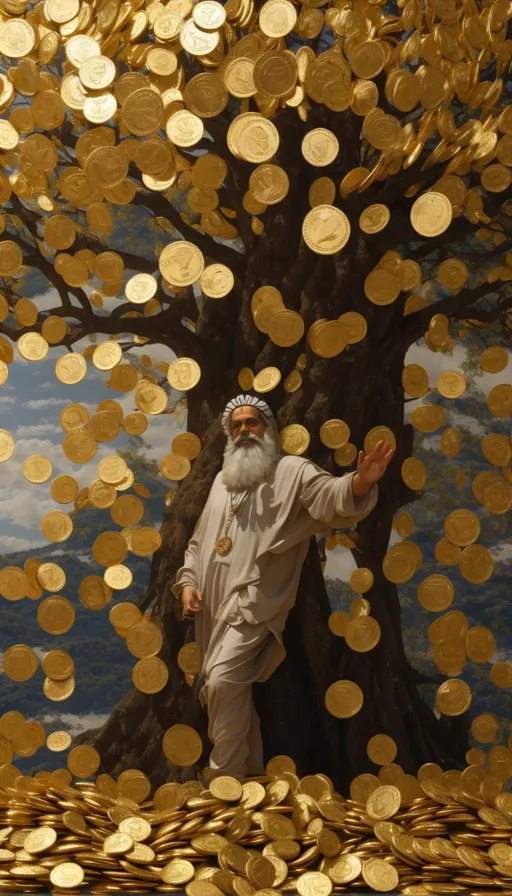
[357,440,395,487]
[181,585,202,618]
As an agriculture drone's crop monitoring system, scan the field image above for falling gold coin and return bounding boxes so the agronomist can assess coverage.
[163,724,203,766]
[325,680,363,718]
[435,679,472,716]
[22,455,52,483]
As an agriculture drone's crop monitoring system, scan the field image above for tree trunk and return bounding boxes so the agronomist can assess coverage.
[76,347,469,790]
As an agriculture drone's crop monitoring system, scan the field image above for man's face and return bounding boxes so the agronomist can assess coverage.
[230,406,266,446]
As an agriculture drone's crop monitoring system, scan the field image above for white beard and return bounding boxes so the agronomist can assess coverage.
[221,427,278,492]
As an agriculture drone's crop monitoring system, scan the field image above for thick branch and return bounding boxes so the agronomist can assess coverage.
[401,280,511,348]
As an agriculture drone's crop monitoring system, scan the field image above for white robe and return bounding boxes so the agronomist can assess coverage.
[172,455,379,696]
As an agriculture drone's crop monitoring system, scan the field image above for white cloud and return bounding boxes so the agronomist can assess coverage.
[24,398,69,409]
[0,534,45,552]
[324,547,356,582]
[0,396,15,405]
[15,423,59,436]
[40,712,110,734]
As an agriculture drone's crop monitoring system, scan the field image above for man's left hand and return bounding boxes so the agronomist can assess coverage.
[355,440,395,491]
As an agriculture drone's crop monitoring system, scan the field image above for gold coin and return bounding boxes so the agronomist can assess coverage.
[280,424,310,456]
[118,816,152,843]
[98,455,128,484]
[161,859,196,885]
[417,574,454,611]
[410,192,453,237]
[79,575,112,610]
[131,527,162,556]
[329,854,361,884]
[68,744,101,777]
[401,456,427,490]
[490,661,512,688]
[24,827,57,854]
[364,426,396,455]
[367,734,397,766]
[109,601,141,630]
[227,113,279,164]
[268,310,305,347]
[349,567,373,593]
[51,474,79,504]
[465,626,496,663]
[328,611,349,636]
[93,341,123,371]
[435,679,472,716]
[109,363,138,392]
[437,370,466,398]
[133,656,169,694]
[42,649,74,680]
[444,509,480,546]
[253,366,281,393]
[259,0,297,36]
[480,346,509,373]
[172,432,202,460]
[210,776,243,801]
[41,510,73,543]
[60,402,89,431]
[93,531,128,566]
[437,258,469,290]
[296,871,332,896]
[62,428,97,464]
[135,382,167,415]
[481,433,511,466]
[104,564,133,590]
[177,642,200,675]
[2,645,38,681]
[123,412,148,436]
[163,724,203,766]
[364,268,400,305]
[382,542,417,583]
[18,333,49,362]
[126,619,163,658]
[302,205,351,255]
[37,596,75,634]
[367,784,401,820]
[325,680,363,718]
[410,403,445,432]
[320,419,350,449]
[160,453,191,481]
[55,352,87,384]
[104,832,134,856]
[0,429,14,463]
[167,357,201,391]
[50,862,84,889]
[249,164,289,206]
[200,264,234,298]
[37,561,66,591]
[309,176,336,208]
[160,240,204,286]
[22,454,52,483]
[302,128,339,167]
[362,858,398,892]
[488,383,512,417]
[359,204,390,234]
[46,730,72,752]
[440,427,461,457]
[344,616,381,652]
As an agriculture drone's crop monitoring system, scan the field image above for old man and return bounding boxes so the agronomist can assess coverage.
[172,395,394,780]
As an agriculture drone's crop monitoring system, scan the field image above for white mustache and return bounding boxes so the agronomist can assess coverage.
[235,433,262,446]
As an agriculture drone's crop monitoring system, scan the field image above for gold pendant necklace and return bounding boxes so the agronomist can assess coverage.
[214,489,250,557]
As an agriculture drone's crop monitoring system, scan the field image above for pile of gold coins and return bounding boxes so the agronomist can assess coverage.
[3,750,512,896]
